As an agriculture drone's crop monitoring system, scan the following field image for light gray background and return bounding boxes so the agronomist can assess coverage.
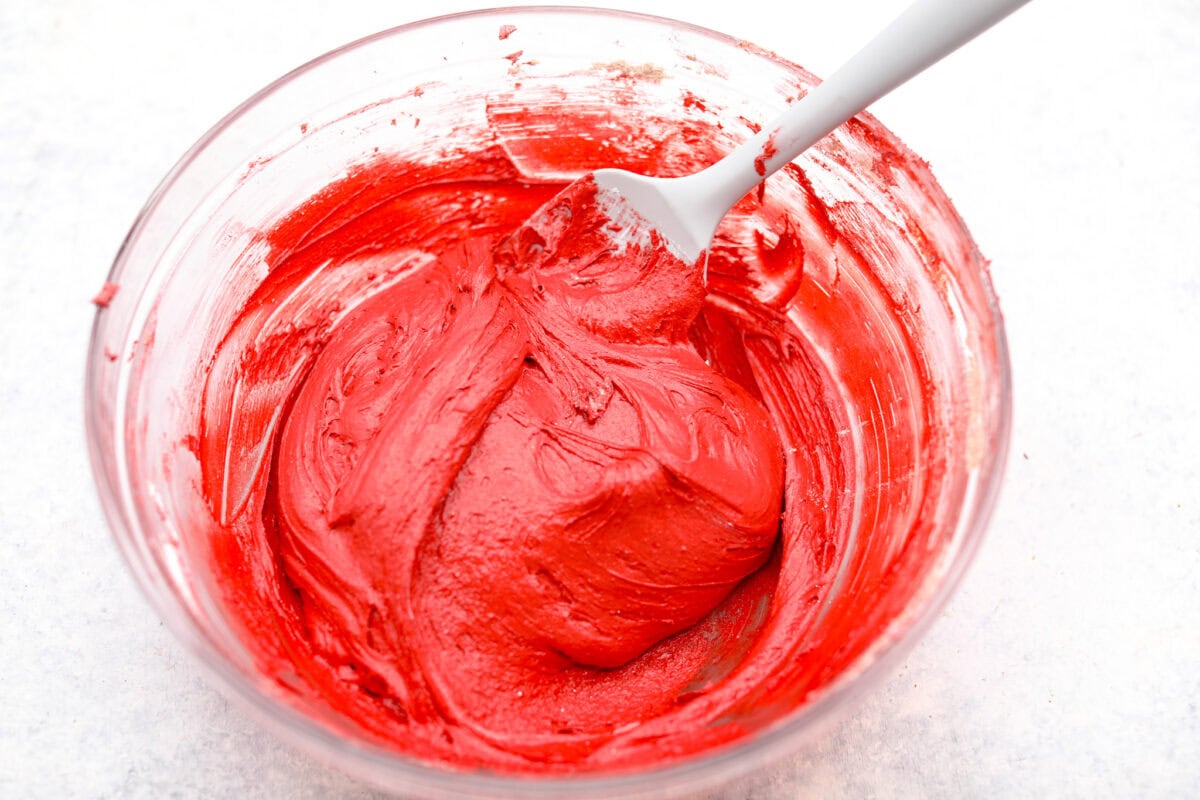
[2,0,1197,797]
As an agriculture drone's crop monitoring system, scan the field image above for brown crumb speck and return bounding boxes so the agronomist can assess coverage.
[593,60,666,82]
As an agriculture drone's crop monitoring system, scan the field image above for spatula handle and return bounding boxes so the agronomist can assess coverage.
[703,0,1033,213]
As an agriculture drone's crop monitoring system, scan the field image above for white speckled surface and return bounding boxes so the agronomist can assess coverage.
[2,1,1198,797]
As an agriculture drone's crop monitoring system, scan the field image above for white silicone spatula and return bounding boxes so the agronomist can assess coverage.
[593,0,1032,262]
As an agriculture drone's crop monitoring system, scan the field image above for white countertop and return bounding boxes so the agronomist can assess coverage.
[2,0,1197,797]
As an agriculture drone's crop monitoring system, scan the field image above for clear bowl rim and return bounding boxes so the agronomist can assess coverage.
[84,5,1013,797]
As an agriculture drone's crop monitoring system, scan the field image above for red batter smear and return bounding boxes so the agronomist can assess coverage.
[498,24,517,40]
[193,89,971,774]
[92,281,119,308]
[754,129,779,176]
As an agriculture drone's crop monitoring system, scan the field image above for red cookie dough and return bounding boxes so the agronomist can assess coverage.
[189,104,935,773]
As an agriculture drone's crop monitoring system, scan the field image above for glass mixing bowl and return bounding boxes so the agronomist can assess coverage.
[86,7,1011,798]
